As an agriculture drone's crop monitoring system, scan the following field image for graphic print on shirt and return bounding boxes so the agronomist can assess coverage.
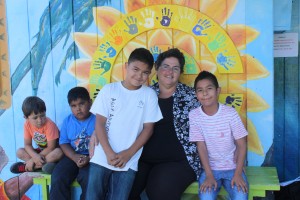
[74,128,90,153]
[33,132,47,149]
[138,100,144,108]
[106,98,116,133]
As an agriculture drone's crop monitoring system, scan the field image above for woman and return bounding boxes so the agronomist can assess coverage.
[129,48,201,200]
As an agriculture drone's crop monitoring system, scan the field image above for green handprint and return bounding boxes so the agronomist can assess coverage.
[208,33,226,51]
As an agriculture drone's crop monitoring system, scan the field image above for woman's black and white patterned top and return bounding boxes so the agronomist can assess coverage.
[151,82,202,178]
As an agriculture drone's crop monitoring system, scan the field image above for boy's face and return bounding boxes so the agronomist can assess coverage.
[26,111,47,128]
[123,60,151,90]
[69,98,91,121]
[195,79,220,108]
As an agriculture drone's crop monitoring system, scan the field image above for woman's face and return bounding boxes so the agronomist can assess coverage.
[157,57,181,88]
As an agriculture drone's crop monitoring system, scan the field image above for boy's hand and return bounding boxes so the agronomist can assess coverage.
[113,150,132,168]
[231,174,248,193]
[25,159,35,171]
[200,175,217,193]
[72,154,84,167]
[32,154,45,168]
[77,155,90,168]
[89,133,99,159]
[106,151,118,166]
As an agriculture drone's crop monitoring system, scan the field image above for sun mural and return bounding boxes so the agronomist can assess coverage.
[67,0,269,155]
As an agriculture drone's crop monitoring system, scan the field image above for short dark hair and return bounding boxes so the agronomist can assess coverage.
[155,48,185,73]
[194,71,219,90]
[128,48,154,70]
[67,87,91,104]
[22,96,46,118]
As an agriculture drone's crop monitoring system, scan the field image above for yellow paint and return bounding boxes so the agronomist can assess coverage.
[0,0,11,109]
[89,5,243,96]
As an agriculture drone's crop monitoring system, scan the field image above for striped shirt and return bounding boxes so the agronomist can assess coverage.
[189,103,248,170]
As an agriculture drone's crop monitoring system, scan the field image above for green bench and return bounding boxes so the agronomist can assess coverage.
[33,166,280,200]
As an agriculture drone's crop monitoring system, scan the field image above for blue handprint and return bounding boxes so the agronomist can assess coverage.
[192,19,211,36]
[124,16,138,35]
[99,42,116,58]
[150,46,161,61]
[94,58,112,75]
[160,7,173,27]
[216,52,236,70]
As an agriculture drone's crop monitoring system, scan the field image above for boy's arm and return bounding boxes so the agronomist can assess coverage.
[88,131,98,158]
[95,114,117,165]
[196,141,217,193]
[24,138,39,159]
[39,139,57,157]
[24,138,45,170]
[114,122,154,168]
[60,143,88,167]
[232,136,248,193]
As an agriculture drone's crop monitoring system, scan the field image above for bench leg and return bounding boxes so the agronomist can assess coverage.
[33,178,49,200]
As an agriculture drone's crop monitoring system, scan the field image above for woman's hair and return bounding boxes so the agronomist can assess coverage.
[67,87,91,104]
[194,70,219,90]
[155,48,185,73]
[22,96,46,117]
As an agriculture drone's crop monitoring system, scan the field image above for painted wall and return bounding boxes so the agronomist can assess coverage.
[274,0,300,182]
[0,0,274,199]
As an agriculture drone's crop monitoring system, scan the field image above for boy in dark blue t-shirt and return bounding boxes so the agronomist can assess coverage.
[50,87,96,200]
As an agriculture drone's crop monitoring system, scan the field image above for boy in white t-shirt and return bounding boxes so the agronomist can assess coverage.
[86,48,162,200]
[189,71,248,200]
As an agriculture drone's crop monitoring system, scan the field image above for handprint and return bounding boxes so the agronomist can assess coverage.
[225,94,242,108]
[124,16,138,35]
[208,33,226,51]
[150,46,161,61]
[109,29,123,45]
[99,42,116,58]
[139,9,155,28]
[192,19,211,36]
[94,58,112,75]
[90,75,107,89]
[216,51,236,70]
[160,7,173,27]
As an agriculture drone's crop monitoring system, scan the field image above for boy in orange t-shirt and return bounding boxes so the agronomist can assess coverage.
[10,96,63,174]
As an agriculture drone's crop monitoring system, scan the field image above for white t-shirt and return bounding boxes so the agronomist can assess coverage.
[189,103,248,170]
[90,82,162,171]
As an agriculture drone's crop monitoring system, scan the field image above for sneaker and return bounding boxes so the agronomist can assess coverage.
[42,162,56,174]
[10,162,26,173]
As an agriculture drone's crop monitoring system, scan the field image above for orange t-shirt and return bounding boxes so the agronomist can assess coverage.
[24,117,59,149]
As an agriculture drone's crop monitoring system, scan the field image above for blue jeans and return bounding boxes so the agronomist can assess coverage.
[198,169,248,200]
[49,156,89,200]
[86,163,136,200]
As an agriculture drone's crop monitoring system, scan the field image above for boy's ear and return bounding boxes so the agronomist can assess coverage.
[217,87,221,95]
[23,115,27,119]
[125,62,128,69]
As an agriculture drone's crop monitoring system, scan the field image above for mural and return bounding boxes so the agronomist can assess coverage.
[0,0,273,199]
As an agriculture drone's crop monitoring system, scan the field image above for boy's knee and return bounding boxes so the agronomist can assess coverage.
[46,148,64,162]
[16,148,26,159]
